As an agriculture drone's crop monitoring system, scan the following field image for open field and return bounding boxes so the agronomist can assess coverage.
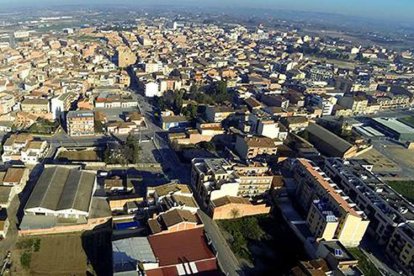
[348,247,381,276]
[12,234,89,276]
[217,212,308,275]
[388,181,414,204]
[11,226,112,276]
[57,149,102,161]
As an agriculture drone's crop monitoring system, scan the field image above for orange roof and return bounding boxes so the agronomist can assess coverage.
[298,159,360,218]
[3,168,25,184]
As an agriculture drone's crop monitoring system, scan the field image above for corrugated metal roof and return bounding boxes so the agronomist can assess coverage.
[25,166,95,213]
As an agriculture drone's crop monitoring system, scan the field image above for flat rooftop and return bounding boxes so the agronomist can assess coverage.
[373,117,414,135]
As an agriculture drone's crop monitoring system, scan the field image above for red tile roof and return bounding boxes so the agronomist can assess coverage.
[148,228,215,267]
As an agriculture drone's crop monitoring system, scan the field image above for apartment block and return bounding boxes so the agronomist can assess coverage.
[293,159,369,247]
[191,158,240,209]
[233,162,274,198]
[324,158,414,274]
[235,135,279,160]
[66,110,95,136]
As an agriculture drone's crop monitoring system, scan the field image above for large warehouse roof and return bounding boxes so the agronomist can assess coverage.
[25,166,95,213]
[373,117,414,135]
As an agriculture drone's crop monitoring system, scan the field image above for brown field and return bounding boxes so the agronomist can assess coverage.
[12,233,89,276]
[57,149,101,161]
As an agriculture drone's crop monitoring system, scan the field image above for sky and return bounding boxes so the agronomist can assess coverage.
[0,0,413,23]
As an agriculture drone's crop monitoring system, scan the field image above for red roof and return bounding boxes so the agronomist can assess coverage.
[148,228,216,267]
[146,260,219,276]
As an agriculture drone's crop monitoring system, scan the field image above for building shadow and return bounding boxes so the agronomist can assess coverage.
[81,220,113,276]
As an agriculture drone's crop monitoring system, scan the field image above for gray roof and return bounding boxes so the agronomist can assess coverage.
[374,117,414,135]
[307,123,353,154]
[19,214,57,230]
[25,166,96,213]
[67,110,94,118]
[113,237,156,273]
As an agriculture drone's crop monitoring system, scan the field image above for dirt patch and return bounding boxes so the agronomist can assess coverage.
[12,233,89,275]
[57,149,102,161]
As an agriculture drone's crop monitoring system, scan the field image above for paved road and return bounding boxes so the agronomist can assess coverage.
[198,211,243,276]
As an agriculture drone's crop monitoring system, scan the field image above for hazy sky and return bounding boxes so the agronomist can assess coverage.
[0,0,413,23]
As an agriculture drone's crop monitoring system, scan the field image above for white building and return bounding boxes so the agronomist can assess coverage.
[145,82,161,97]
[191,158,240,208]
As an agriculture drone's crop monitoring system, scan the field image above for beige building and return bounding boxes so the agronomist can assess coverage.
[116,46,137,68]
[0,93,15,115]
[324,158,414,274]
[293,159,369,247]
[21,98,50,115]
[66,110,95,137]
[233,162,274,198]
[235,135,279,160]
[205,105,235,123]
[338,95,368,114]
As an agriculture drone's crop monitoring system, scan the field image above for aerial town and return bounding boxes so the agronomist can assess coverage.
[0,3,413,276]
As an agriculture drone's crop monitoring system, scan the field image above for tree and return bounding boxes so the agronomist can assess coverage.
[173,91,184,114]
[182,104,197,119]
[20,252,32,270]
[230,208,241,219]
[126,134,141,163]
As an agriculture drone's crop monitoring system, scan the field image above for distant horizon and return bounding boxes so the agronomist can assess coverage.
[0,0,413,25]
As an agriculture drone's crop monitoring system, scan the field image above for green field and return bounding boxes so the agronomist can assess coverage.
[347,248,381,276]
[217,211,308,275]
[388,181,414,204]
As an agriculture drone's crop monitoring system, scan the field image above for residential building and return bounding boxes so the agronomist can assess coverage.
[293,159,369,247]
[191,158,240,209]
[50,92,78,120]
[160,115,190,131]
[21,98,50,116]
[66,110,95,136]
[233,162,274,198]
[324,158,414,274]
[145,81,161,97]
[116,45,137,68]
[205,105,235,123]
[147,209,203,235]
[2,134,48,164]
[0,93,15,115]
[256,120,284,140]
[235,135,279,160]
[338,95,369,115]
[316,240,362,275]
